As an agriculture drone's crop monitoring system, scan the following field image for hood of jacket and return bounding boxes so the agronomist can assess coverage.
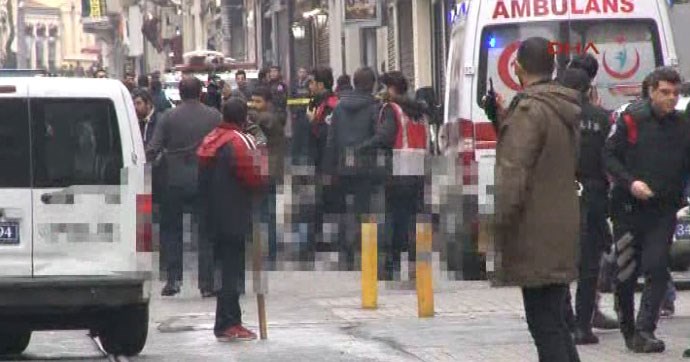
[337,90,378,112]
[522,82,581,131]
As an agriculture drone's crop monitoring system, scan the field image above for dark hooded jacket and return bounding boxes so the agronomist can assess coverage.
[197,123,265,238]
[492,82,582,287]
[326,90,395,177]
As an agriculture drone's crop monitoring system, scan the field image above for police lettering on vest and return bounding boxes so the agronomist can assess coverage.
[492,0,635,19]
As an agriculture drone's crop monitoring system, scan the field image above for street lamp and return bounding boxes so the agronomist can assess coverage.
[291,22,305,40]
[314,11,328,28]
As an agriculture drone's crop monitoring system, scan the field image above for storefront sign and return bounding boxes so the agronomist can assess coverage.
[344,0,381,27]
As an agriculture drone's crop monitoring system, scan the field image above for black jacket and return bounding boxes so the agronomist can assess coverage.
[325,90,395,176]
[577,100,611,184]
[604,100,690,211]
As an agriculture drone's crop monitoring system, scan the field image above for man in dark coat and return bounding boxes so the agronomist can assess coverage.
[249,85,286,263]
[326,66,395,270]
[493,37,582,362]
[197,97,264,342]
[147,77,221,297]
[605,67,689,354]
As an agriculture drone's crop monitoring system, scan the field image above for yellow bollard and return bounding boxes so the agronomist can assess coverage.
[416,221,435,318]
[361,221,378,309]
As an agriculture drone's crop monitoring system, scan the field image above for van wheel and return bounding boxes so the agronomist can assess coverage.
[99,304,148,356]
[0,330,31,355]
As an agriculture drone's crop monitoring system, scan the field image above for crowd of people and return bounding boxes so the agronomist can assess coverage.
[116,60,439,341]
[492,36,690,361]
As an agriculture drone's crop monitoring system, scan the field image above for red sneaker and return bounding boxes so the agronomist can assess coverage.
[217,325,257,342]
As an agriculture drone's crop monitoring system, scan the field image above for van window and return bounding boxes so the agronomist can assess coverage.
[0,99,31,188]
[31,99,123,188]
[478,20,662,110]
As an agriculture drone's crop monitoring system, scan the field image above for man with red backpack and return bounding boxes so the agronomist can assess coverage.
[378,71,429,281]
[197,98,266,342]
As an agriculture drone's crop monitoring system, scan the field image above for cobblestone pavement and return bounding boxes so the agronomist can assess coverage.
[13,263,690,361]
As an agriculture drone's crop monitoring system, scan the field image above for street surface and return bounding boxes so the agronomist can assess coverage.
[10,252,690,362]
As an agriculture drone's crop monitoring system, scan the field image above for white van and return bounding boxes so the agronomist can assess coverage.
[440,0,678,272]
[0,78,152,356]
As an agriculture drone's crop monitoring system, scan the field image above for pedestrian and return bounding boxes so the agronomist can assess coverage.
[232,69,252,101]
[558,68,618,346]
[492,37,582,362]
[123,72,136,93]
[604,66,689,354]
[268,66,288,112]
[248,86,286,265]
[197,97,264,342]
[150,79,173,112]
[378,71,428,281]
[290,67,311,166]
[146,77,221,297]
[325,66,390,270]
[132,88,159,148]
[306,66,339,251]
[137,74,150,91]
[335,74,353,97]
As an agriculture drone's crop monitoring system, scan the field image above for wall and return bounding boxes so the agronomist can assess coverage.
[668,3,690,79]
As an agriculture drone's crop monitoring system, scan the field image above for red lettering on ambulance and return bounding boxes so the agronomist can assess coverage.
[585,0,602,13]
[603,0,618,13]
[552,0,568,15]
[534,0,549,16]
[620,0,634,13]
[571,0,584,14]
[493,1,510,19]
[512,0,531,18]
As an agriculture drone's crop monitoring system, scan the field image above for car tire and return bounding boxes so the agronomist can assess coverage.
[0,330,31,355]
[99,304,148,356]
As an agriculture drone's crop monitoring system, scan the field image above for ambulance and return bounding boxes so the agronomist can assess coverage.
[440,0,678,274]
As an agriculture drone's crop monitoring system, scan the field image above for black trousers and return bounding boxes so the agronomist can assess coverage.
[159,185,214,291]
[332,176,384,270]
[384,177,424,278]
[523,284,581,362]
[614,209,675,335]
[575,183,611,329]
[213,235,246,336]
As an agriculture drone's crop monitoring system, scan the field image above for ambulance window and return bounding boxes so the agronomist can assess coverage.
[31,99,123,188]
[477,22,569,107]
[0,99,31,188]
[568,20,662,110]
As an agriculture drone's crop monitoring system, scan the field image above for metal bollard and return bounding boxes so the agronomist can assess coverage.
[361,220,378,309]
[416,220,434,318]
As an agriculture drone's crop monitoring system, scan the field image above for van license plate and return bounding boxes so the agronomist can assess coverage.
[0,222,19,245]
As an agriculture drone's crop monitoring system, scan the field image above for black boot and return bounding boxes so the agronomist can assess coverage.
[161,281,181,296]
[574,327,599,345]
[592,309,619,330]
[632,331,665,353]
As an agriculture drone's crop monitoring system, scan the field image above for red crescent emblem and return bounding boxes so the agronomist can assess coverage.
[497,41,522,91]
[603,49,641,80]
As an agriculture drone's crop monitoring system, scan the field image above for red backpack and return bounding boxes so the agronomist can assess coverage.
[380,102,430,175]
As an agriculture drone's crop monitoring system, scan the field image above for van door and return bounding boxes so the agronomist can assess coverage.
[30,97,127,276]
[0,84,33,277]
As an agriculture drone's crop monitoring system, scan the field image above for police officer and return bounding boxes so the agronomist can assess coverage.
[604,66,690,353]
[559,68,616,345]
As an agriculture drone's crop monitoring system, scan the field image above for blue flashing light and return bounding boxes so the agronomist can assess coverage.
[489,37,497,48]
